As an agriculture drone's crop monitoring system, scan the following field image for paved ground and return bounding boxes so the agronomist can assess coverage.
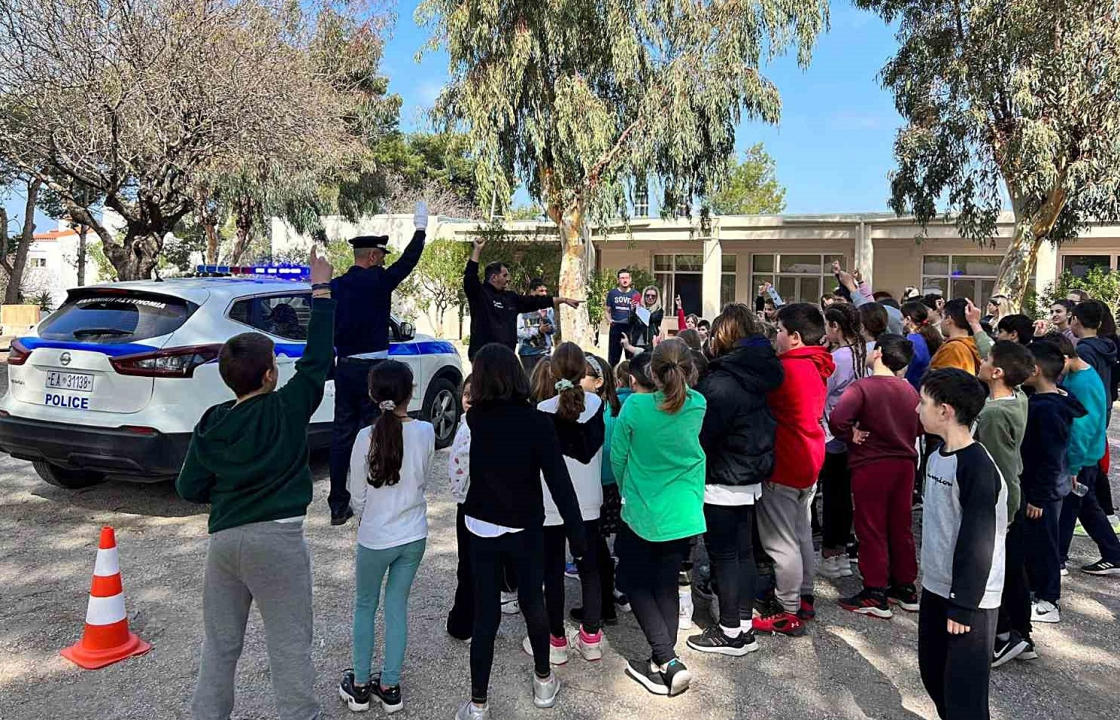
[1,371,1119,719]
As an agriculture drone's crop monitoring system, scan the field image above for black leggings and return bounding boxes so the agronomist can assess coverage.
[469,527,549,704]
[996,511,1032,640]
[617,524,689,665]
[918,589,997,720]
[820,450,853,552]
[447,506,517,639]
[704,503,757,630]
[543,521,603,635]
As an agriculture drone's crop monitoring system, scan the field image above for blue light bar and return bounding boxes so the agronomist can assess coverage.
[195,265,311,279]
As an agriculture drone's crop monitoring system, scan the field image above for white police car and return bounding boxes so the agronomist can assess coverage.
[0,269,463,488]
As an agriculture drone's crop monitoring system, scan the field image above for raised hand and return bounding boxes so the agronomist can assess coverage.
[675,294,683,311]
[965,299,982,329]
[309,245,333,285]
[414,201,429,230]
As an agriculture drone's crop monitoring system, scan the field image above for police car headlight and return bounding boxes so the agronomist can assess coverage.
[111,344,222,378]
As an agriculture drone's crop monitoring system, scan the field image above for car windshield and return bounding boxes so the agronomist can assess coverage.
[37,291,198,344]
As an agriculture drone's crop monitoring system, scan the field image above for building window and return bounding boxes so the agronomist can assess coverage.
[1061,254,1111,278]
[633,187,649,217]
[750,253,844,304]
[655,254,702,316]
[920,255,1030,306]
[30,258,47,268]
[721,255,736,309]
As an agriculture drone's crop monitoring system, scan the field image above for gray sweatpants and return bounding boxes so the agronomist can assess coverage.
[193,520,319,720]
[757,481,817,613]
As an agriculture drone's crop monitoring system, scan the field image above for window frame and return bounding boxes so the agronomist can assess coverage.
[749,252,844,305]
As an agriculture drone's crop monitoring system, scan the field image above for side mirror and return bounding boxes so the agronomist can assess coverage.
[398,321,416,341]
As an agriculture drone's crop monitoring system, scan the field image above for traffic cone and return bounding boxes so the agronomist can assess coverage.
[60,526,151,669]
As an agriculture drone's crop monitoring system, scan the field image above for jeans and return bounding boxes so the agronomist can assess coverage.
[1059,465,1120,565]
[703,503,757,629]
[352,539,425,686]
[850,458,918,589]
[329,359,379,516]
[469,527,549,704]
[918,589,998,720]
[1023,498,1063,603]
[608,323,628,367]
[997,510,1032,639]
[616,524,690,665]
[757,481,816,613]
[820,451,853,553]
[544,522,603,635]
[193,522,318,720]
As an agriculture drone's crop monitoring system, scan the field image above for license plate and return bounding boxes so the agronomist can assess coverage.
[46,370,94,393]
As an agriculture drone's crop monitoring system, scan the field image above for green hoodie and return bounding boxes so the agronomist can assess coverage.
[974,389,1028,521]
[176,298,335,534]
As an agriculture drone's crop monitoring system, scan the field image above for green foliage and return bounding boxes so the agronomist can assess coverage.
[586,266,656,327]
[1038,269,1120,319]
[707,144,787,216]
[396,238,472,334]
[86,241,117,282]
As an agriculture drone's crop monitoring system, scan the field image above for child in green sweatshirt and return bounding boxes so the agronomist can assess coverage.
[176,248,335,720]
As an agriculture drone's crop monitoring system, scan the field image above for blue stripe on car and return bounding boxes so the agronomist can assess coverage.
[17,337,158,357]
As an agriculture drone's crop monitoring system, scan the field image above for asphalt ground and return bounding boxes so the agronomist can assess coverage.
[1,366,1118,719]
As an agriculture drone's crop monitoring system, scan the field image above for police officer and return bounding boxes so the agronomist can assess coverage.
[328,201,428,525]
[463,237,581,361]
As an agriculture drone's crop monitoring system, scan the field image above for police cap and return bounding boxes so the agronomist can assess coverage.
[349,235,392,253]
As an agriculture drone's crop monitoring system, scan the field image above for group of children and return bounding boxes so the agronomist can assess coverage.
[175,247,1119,720]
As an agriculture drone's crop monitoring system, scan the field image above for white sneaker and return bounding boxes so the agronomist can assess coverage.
[678,586,694,630]
[818,554,853,579]
[455,700,491,720]
[500,591,520,615]
[1060,564,1070,577]
[569,627,604,661]
[522,634,569,665]
[1031,599,1061,624]
[531,671,561,708]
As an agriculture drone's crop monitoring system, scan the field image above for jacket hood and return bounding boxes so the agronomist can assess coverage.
[1031,390,1088,423]
[709,336,784,394]
[780,344,836,382]
[191,395,285,467]
[1078,335,1117,363]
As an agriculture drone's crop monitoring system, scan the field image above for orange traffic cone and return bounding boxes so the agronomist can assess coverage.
[60,526,151,669]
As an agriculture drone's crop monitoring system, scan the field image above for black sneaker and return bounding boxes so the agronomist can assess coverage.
[1016,638,1039,661]
[660,657,692,697]
[331,506,355,526]
[569,606,618,626]
[624,658,668,695]
[886,584,920,612]
[338,670,371,712]
[797,594,816,621]
[991,631,1030,668]
[838,588,893,619]
[613,590,632,613]
[1081,559,1120,576]
[686,625,759,656]
[370,674,403,714]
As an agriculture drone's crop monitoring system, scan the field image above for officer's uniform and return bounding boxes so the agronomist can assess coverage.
[328,229,425,522]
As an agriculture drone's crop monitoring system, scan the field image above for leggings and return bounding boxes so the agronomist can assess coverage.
[918,589,998,720]
[544,521,603,635]
[616,524,690,665]
[996,511,1032,639]
[352,539,426,686]
[704,503,757,629]
[820,450,853,553]
[469,527,549,704]
[448,507,517,640]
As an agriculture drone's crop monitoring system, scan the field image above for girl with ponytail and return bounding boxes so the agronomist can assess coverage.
[610,337,707,695]
[344,360,434,713]
[901,301,941,389]
[534,342,607,663]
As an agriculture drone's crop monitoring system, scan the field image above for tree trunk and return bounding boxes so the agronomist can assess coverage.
[229,194,257,265]
[555,206,593,347]
[104,232,163,281]
[76,225,88,286]
[3,178,43,304]
[992,221,1040,311]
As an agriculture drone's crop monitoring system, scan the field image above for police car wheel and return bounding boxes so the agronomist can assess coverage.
[422,378,459,450]
[32,461,107,489]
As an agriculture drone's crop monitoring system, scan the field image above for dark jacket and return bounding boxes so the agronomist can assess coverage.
[627,307,664,349]
[463,399,587,556]
[331,231,424,357]
[1076,335,1117,406]
[1020,391,1087,506]
[464,259,554,360]
[177,298,334,533]
[696,337,784,487]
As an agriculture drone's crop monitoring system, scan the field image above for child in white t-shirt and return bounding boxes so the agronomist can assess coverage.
[446,374,476,640]
[339,361,434,715]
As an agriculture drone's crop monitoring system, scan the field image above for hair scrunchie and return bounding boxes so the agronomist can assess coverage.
[379,400,396,412]
[554,378,576,392]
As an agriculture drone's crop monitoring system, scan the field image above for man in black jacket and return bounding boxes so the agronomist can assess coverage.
[463,237,581,361]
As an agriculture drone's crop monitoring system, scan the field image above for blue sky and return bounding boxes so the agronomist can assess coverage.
[3,1,904,234]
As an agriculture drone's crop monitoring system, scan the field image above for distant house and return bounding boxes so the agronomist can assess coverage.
[27,222,102,309]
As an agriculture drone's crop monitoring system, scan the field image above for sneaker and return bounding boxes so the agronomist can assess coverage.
[570,626,604,661]
[522,634,569,665]
[369,674,403,714]
[625,658,668,696]
[1060,563,1069,577]
[694,578,716,601]
[501,591,520,615]
[1081,559,1120,576]
[531,670,560,708]
[331,506,355,526]
[991,631,1030,668]
[818,554,852,579]
[797,594,816,621]
[565,561,580,579]
[886,584,920,612]
[838,588,893,619]
[613,589,632,613]
[660,658,692,697]
[1031,599,1061,624]
[686,625,759,656]
[1016,639,1039,661]
[752,603,806,637]
[569,606,618,626]
[455,700,491,720]
[678,586,694,630]
[338,670,371,712]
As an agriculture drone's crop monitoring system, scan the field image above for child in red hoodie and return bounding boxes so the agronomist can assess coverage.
[755,303,835,636]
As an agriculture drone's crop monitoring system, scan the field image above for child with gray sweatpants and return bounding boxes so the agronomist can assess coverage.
[177,248,336,720]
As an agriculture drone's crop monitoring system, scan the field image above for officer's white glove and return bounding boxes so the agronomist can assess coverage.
[414,201,429,230]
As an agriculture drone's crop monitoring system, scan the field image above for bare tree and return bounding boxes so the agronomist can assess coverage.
[0,0,361,279]
[0,170,42,304]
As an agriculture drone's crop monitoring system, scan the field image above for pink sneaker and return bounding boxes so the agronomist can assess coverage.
[522,634,569,665]
[570,626,604,661]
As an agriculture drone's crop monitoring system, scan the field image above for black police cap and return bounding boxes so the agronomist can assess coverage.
[349,235,392,252]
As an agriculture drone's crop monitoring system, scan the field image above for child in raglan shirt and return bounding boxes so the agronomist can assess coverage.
[917,368,1008,720]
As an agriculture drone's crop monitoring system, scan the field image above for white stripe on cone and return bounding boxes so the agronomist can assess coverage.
[93,548,120,577]
[85,593,127,626]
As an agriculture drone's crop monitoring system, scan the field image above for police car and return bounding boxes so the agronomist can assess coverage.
[0,267,463,489]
